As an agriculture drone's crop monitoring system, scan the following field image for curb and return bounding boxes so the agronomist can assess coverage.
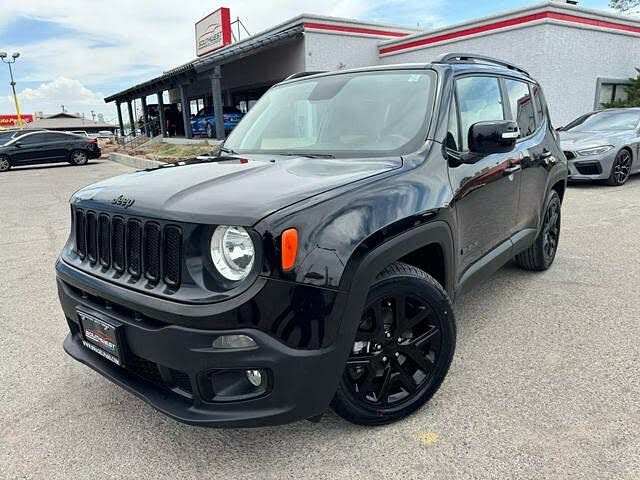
[108,152,166,169]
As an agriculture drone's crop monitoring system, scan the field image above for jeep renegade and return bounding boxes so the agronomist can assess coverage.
[56,53,567,427]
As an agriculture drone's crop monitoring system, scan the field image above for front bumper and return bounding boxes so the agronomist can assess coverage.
[57,260,349,427]
[566,150,616,181]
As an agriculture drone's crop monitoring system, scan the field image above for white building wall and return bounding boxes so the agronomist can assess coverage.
[379,22,640,126]
[304,31,387,71]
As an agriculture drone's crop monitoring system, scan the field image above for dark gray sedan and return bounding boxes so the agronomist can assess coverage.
[559,108,640,186]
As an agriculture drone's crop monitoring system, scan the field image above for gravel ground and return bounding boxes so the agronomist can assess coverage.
[1,159,639,479]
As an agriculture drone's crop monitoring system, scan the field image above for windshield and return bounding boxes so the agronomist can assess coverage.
[224,70,436,157]
[564,110,640,132]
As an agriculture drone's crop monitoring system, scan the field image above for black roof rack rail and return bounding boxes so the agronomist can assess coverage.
[284,71,327,81]
[434,53,530,76]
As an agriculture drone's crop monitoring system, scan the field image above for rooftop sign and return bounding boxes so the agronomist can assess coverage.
[195,7,232,57]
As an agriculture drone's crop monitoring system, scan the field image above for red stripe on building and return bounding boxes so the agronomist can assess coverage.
[379,11,640,55]
[303,22,409,38]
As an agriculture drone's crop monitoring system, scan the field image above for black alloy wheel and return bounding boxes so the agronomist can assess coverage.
[0,156,10,172]
[607,149,632,186]
[542,195,561,264]
[331,263,455,425]
[515,189,561,271]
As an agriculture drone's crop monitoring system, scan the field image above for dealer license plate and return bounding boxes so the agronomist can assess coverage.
[78,310,123,366]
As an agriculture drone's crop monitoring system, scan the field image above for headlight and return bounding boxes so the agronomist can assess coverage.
[577,145,614,156]
[210,226,255,281]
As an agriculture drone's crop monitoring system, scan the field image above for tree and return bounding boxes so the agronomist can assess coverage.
[602,68,640,108]
[609,0,640,13]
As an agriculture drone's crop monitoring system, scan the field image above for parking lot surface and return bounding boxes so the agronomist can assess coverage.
[1,160,639,479]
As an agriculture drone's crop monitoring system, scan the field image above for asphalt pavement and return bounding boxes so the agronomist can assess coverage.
[1,159,639,479]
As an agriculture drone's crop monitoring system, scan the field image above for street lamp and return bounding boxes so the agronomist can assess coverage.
[0,51,24,129]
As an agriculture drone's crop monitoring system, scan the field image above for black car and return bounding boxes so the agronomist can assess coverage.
[56,54,567,427]
[0,130,101,172]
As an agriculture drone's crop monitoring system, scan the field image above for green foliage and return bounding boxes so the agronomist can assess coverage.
[601,68,640,108]
[609,0,640,12]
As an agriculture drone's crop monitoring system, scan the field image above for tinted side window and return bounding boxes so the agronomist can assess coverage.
[504,79,536,138]
[456,76,505,151]
[41,133,67,142]
[18,133,44,145]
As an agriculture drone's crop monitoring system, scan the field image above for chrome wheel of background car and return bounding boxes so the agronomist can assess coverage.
[206,123,214,139]
[344,293,442,407]
[0,157,10,172]
[542,195,561,262]
[71,151,88,166]
[609,150,632,186]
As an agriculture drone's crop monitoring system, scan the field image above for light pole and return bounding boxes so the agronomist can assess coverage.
[0,52,23,129]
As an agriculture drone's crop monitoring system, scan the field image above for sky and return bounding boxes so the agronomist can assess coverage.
[0,0,616,124]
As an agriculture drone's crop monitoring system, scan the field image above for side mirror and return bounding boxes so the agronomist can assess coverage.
[468,120,518,155]
[13,141,22,148]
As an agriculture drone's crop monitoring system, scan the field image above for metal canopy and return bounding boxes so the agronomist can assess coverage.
[104,25,304,103]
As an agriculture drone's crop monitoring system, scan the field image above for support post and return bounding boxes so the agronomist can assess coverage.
[116,102,124,137]
[179,84,193,139]
[210,65,225,141]
[127,100,136,137]
[157,92,167,137]
[140,96,149,136]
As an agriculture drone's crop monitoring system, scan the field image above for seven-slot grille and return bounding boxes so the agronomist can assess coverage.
[74,208,182,288]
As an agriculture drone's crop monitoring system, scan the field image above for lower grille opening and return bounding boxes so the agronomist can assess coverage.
[575,162,602,176]
[170,368,193,395]
[126,354,163,386]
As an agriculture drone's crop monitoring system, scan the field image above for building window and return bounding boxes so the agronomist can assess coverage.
[595,78,630,108]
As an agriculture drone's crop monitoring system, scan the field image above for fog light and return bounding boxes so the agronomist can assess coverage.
[212,334,256,349]
[246,369,263,387]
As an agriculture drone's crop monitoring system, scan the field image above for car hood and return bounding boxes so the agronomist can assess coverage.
[71,154,402,225]
[559,129,633,151]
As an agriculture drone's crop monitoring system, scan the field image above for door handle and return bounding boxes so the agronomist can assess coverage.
[504,164,522,176]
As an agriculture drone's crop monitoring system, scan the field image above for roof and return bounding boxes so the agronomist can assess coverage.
[104,14,420,103]
[30,112,115,130]
[379,1,640,56]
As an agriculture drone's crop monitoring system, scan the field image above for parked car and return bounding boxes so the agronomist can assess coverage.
[69,130,89,136]
[0,130,101,172]
[190,105,244,138]
[96,130,115,139]
[0,129,45,145]
[559,108,640,186]
[56,54,567,427]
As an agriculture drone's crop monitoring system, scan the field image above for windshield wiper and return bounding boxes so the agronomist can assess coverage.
[279,152,335,159]
[218,146,237,156]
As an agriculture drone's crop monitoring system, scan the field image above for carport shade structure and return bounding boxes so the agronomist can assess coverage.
[103,25,306,140]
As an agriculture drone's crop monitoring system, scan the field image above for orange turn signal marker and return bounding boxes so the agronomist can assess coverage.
[281,228,298,272]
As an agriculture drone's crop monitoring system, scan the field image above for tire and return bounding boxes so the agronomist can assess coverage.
[515,190,561,271]
[331,262,456,426]
[206,123,215,139]
[0,155,10,172]
[69,150,88,166]
[606,148,633,186]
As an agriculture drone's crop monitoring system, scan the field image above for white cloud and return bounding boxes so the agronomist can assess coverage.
[0,77,110,120]
[0,0,444,120]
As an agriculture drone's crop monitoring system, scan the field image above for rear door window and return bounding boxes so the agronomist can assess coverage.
[504,79,536,138]
[456,76,505,151]
[532,84,545,126]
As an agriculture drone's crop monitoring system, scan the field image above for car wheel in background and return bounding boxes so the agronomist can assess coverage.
[206,123,215,139]
[0,156,10,172]
[606,149,632,186]
[331,262,456,426]
[69,150,88,166]
[516,190,561,271]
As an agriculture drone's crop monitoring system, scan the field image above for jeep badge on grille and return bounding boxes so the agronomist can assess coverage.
[112,195,135,209]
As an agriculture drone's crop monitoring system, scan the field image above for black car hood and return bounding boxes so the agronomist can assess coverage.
[71,154,402,225]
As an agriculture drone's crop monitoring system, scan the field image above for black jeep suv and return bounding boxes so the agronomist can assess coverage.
[56,54,567,427]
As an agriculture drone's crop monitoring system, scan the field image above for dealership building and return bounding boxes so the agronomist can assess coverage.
[104,0,640,139]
